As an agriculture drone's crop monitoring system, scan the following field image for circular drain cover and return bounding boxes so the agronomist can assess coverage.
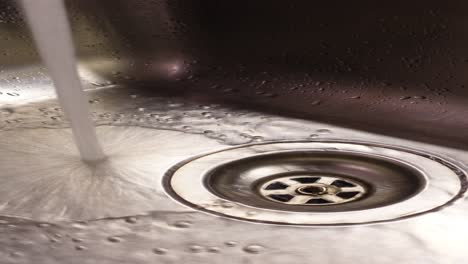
[163,141,466,226]
[259,175,366,205]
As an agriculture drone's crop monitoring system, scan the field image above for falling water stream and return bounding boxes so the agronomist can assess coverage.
[20,0,105,163]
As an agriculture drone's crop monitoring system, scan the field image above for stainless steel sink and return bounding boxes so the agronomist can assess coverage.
[1,1,468,263]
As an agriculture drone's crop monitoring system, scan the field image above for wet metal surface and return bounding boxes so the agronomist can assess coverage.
[1,0,468,263]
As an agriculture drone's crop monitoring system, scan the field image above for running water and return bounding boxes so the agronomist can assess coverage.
[20,0,105,162]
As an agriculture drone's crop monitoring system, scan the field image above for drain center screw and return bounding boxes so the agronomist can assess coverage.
[296,185,327,196]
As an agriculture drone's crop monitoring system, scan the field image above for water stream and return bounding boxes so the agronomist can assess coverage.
[20,0,105,162]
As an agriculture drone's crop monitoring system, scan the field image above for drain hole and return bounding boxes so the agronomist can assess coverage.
[291,177,320,184]
[336,192,360,199]
[268,194,294,202]
[265,182,289,190]
[331,180,355,188]
[306,198,332,204]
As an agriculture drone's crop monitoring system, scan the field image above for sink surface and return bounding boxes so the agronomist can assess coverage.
[0,1,468,263]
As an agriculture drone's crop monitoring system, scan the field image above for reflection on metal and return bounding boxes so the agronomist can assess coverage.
[164,141,465,226]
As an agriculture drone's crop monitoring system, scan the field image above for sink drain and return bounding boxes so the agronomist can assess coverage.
[163,141,466,226]
[259,175,366,205]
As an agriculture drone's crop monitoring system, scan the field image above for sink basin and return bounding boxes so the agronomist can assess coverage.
[0,1,468,263]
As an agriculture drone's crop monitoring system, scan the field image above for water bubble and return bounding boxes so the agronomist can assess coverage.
[130,94,138,99]
[188,245,204,253]
[182,125,192,130]
[173,220,192,228]
[243,244,264,254]
[71,238,83,243]
[309,134,319,138]
[138,107,145,112]
[152,247,167,255]
[107,236,122,243]
[350,95,361,99]
[310,100,322,106]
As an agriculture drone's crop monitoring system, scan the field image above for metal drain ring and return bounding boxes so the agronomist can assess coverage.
[259,175,366,205]
[163,141,466,226]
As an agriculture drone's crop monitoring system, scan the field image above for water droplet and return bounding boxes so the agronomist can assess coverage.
[309,134,319,138]
[71,222,89,229]
[168,103,183,107]
[203,130,215,136]
[316,129,331,134]
[36,223,50,228]
[0,108,13,115]
[75,245,86,251]
[188,245,204,253]
[152,247,167,255]
[252,136,264,142]
[243,244,264,254]
[225,241,238,247]
[138,107,145,112]
[173,221,192,228]
[71,238,83,243]
[263,93,278,98]
[350,95,361,99]
[207,247,220,253]
[49,238,60,243]
[107,236,122,243]
[202,112,212,117]
[310,100,322,106]
[130,94,138,99]
[221,202,235,208]
[182,125,192,130]
[10,251,23,258]
[400,96,411,100]
[125,217,137,224]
